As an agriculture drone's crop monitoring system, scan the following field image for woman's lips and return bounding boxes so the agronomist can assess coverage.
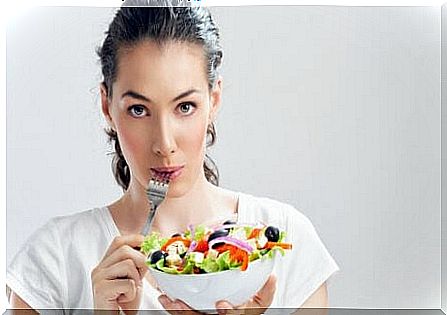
[151,166,184,181]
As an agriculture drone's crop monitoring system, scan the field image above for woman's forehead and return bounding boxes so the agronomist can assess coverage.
[114,40,208,100]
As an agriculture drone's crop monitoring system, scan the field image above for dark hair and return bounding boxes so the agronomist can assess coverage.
[97,0,223,191]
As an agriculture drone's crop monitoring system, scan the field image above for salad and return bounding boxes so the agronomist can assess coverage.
[140,221,292,274]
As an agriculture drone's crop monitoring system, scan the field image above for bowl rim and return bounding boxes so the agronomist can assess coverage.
[148,254,275,278]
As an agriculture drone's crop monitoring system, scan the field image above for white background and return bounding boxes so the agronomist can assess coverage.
[5,4,442,309]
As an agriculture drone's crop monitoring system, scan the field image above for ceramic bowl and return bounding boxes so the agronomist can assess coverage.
[150,256,276,312]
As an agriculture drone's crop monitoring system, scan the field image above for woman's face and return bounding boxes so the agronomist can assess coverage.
[101,40,222,198]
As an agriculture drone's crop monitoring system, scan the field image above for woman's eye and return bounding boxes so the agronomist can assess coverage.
[178,102,196,115]
[128,105,147,117]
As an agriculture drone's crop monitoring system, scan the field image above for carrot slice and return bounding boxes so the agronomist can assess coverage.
[248,228,262,239]
[214,244,238,254]
[240,251,249,271]
[263,242,292,250]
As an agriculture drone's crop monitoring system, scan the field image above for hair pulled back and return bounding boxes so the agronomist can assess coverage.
[97,0,223,191]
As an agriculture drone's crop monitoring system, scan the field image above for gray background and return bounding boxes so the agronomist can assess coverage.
[6,6,442,309]
[441,4,446,314]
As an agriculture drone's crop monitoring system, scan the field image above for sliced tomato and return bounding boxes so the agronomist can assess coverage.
[195,240,209,252]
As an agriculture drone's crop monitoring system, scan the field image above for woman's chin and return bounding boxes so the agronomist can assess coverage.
[165,182,187,199]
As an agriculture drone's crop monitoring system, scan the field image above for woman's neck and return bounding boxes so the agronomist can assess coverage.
[108,174,238,237]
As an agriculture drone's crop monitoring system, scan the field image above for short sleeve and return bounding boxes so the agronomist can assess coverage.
[278,206,340,309]
[6,218,67,310]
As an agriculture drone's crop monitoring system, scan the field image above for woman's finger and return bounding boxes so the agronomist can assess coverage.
[103,258,143,286]
[94,278,138,308]
[247,273,277,308]
[116,279,139,304]
[101,244,148,273]
[215,300,235,315]
[158,294,202,315]
[215,274,277,314]
[103,234,146,258]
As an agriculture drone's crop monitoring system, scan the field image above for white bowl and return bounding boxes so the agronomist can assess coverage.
[150,256,276,312]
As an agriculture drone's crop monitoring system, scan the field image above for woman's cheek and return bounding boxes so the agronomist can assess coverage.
[118,127,148,168]
[184,119,207,156]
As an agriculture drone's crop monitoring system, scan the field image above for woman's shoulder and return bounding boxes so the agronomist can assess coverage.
[49,206,106,227]
[237,191,313,229]
[34,206,109,241]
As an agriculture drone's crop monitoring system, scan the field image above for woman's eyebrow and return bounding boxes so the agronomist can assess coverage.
[171,89,200,102]
[121,89,200,103]
[121,90,150,102]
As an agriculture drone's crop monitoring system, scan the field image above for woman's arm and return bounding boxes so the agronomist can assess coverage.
[8,289,38,314]
[292,282,329,315]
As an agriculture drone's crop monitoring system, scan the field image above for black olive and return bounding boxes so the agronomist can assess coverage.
[222,220,236,233]
[265,226,280,242]
[171,233,181,237]
[208,229,229,242]
[179,252,187,258]
[150,250,166,264]
[208,229,229,248]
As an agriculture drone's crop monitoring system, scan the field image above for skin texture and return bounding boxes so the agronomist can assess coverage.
[9,41,329,313]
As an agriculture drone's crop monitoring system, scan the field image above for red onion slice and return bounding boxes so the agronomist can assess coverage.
[187,240,198,253]
[208,236,254,253]
[188,224,195,240]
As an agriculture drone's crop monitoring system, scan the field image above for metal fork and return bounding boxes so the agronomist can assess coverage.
[140,176,170,236]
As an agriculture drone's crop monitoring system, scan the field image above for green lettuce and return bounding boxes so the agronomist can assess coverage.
[200,257,220,273]
[193,225,207,241]
[249,249,261,262]
[267,246,285,258]
[152,257,195,274]
[140,233,167,256]
[184,224,207,241]
[278,231,287,243]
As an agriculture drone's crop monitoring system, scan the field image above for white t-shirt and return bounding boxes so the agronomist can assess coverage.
[7,192,339,314]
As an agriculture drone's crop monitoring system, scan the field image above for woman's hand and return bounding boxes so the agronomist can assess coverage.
[158,274,277,315]
[91,234,148,314]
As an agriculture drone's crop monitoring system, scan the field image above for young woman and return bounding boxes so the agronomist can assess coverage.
[7,1,339,314]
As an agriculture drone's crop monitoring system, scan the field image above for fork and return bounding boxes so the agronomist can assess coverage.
[140,176,170,236]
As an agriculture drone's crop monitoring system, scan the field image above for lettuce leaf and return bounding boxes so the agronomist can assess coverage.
[193,225,207,241]
[140,233,167,256]
[249,249,261,262]
[216,250,232,271]
[278,231,287,243]
[154,258,179,274]
[152,257,195,274]
[200,257,220,273]
[269,246,285,258]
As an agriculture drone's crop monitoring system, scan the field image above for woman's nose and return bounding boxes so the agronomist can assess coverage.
[151,118,177,157]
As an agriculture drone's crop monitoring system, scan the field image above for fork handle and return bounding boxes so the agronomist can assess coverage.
[140,204,157,236]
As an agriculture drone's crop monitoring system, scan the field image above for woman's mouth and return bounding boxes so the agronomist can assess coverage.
[150,166,184,181]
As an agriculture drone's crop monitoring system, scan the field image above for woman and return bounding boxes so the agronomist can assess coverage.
[7,1,339,313]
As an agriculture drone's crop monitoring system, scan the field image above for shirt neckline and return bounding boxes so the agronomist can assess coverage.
[101,191,245,239]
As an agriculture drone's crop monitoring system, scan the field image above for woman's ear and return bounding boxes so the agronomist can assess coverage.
[209,76,223,123]
[100,83,116,131]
